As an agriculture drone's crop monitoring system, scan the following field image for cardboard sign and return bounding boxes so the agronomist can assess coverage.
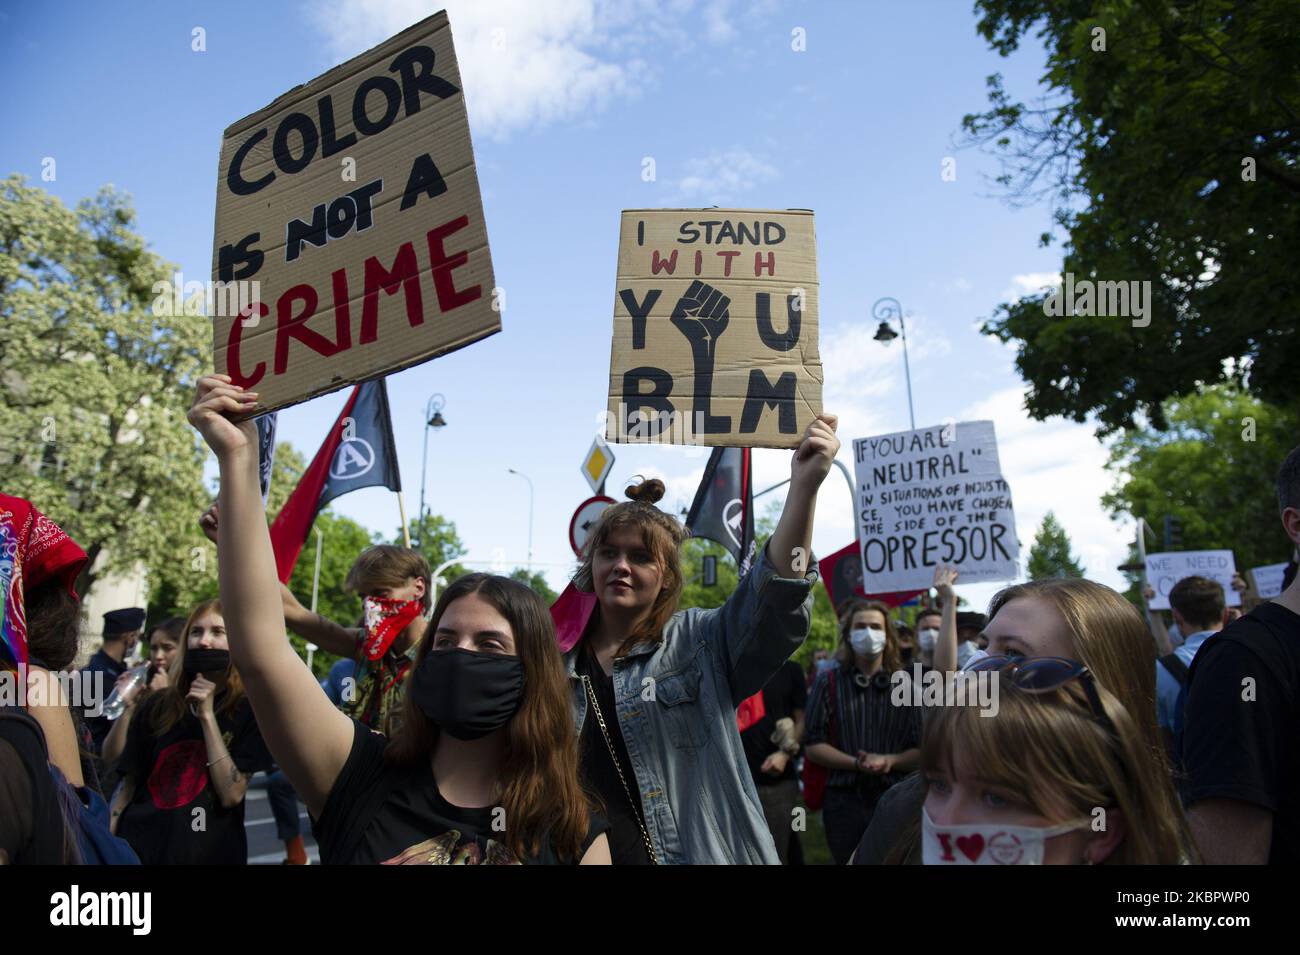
[818,541,925,611]
[1145,551,1241,610]
[1249,562,1290,600]
[606,209,822,449]
[210,11,498,415]
[852,421,1019,592]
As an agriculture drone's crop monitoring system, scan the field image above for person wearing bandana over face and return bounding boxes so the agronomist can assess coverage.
[188,376,610,865]
[804,599,921,864]
[200,504,428,739]
[111,599,274,864]
[906,657,1191,864]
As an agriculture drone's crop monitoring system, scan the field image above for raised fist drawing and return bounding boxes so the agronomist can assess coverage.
[670,280,731,348]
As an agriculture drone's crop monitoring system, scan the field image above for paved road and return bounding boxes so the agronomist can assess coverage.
[244,780,320,865]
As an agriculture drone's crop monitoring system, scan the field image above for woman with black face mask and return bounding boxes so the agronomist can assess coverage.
[110,599,274,864]
[188,376,610,865]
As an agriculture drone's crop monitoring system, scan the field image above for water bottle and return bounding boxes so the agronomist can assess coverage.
[102,665,149,720]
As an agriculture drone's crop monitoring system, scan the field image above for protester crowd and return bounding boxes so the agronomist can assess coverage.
[2,380,1297,865]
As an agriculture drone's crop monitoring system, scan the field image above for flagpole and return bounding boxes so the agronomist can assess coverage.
[398,491,411,548]
[307,527,322,672]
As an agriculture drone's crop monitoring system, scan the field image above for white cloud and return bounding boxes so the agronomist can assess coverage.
[954,386,1130,610]
[662,147,780,204]
[1001,271,1061,304]
[304,0,768,140]
[305,0,647,139]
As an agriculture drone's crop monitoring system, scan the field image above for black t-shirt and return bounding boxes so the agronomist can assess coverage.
[575,643,653,865]
[1183,601,1300,864]
[314,719,608,864]
[116,692,273,864]
[0,712,69,864]
[741,659,807,785]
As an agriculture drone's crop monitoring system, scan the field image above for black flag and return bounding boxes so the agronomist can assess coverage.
[685,447,756,575]
[269,378,401,582]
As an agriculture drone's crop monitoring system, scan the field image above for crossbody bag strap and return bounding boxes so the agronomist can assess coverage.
[581,675,660,864]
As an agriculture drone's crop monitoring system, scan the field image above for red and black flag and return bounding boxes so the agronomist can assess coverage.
[269,379,401,582]
[685,446,757,576]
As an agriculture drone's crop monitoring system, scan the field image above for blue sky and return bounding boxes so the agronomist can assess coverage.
[0,0,1133,609]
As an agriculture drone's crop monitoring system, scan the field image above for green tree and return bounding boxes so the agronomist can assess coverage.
[0,176,212,600]
[400,511,467,592]
[509,567,557,604]
[1026,511,1086,579]
[1102,387,1299,573]
[965,0,1300,432]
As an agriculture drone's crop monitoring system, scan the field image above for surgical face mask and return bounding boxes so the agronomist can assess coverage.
[917,628,939,652]
[815,658,836,674]
[409,647,524,740]
[957,642,987,670]
[849,626,886,657]
[922,807,1090,865]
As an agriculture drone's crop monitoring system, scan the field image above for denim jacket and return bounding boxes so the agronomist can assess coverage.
[564,543,818,864]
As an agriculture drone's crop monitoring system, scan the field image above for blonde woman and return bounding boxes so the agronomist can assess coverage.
[913,656,1191,865]
[854,577,1189,864]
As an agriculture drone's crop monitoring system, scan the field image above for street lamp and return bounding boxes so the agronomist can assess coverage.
[872,296,916,431]
[507,468,534,573]
[416,394,447,548]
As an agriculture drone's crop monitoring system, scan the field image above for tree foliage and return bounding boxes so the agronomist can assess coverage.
[398,511,468,588]
[0,175,211,600]
[1103,386,1299,573]
[509,567,558,604]
[965,0,1300,432]
[1026,510,1086,579]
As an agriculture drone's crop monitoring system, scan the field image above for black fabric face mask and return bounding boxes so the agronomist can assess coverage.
[183,648,231,676]
[409,648,524,740]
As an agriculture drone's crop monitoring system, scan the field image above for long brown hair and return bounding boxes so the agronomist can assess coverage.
[836,599,903,674]
[386,573,592,862]
[915,678,1194,864]
[149,599,246,736]
[571,478,688,655]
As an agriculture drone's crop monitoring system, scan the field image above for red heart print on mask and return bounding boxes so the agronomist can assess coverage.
[955,834,985,862]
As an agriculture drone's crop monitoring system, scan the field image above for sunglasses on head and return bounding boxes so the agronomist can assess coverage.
[966,655,1121,741]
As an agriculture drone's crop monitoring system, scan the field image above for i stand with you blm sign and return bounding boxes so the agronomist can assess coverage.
[606,209,824,449]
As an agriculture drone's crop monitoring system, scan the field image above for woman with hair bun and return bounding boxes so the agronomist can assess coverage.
[567,413,841,864]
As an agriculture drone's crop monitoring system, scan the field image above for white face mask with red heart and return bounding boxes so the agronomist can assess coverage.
[922,807,1090,865]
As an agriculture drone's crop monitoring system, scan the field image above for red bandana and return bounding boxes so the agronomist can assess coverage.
[0,494,87,669]
[360,596,422,661]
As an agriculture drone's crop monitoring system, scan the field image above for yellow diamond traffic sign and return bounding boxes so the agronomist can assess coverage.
[582,436,615,493]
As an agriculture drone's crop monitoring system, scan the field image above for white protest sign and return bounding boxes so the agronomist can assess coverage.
[852,420,1019,592]
[1249,562,1289,600]
[1144,550,1241,610]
